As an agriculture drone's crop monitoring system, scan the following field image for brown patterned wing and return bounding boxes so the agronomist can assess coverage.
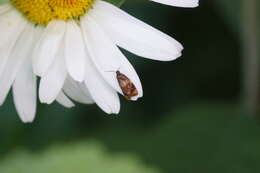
[116,71,138,100]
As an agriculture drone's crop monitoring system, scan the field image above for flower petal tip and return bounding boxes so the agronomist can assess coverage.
[20,116,35,123]
[70,75,85,83]
[39,97,53,105]
[65,104,75,108]
[130,95,143,101]
[150,0,199,8]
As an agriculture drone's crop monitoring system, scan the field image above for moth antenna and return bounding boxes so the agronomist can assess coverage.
[104,70,116,73]
[104,67,121,73]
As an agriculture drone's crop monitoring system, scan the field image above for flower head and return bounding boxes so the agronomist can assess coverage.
[10,0,94,25]
[0,0,189,122]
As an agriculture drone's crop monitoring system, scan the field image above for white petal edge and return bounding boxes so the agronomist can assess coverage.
[150,0,199,8]
[0,23,36,105]
[64,21,86,82]
[39,42,67,104]
[0,3,11,14]
[63,77,94,104]
[12,57,37,123]
[0,9,27,77]
[83,70,120,114]
[56,91,75,108]
[91,0,183,61]
[81,14,143,100]
[76,30,120,114]
[32,20,66,76]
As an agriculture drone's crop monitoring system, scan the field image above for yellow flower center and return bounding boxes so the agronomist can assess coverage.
[10,0,95,25]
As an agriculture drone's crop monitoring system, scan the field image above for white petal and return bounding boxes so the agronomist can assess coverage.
[63,77,94,104]
[0,23,35,105]
[0,10,24,46]
[150,0,199,7]
[81,16,120,89]
[83,72,120,114]
[0,3,11,14]
[56,91,75,108]
[0,10,27,76]
[91,1,183,61]
[39,43,67,104]
[64,21,86,82]
[81,15,143,100]
[83,62,120,114]
[31,25,45,63]
[75,30,120,113]
[12,58,37,123]
[32,20,66,76]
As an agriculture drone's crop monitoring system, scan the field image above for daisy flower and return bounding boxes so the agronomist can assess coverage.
[151,0,199,7]
[0,0,187,123]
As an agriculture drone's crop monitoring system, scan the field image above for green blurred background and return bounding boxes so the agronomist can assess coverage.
[1,0,260,172]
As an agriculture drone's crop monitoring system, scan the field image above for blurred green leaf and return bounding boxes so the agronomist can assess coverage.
[95,104,260,173]
[0,141,160,173]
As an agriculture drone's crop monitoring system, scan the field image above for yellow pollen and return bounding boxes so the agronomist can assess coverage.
[10,0,95,25]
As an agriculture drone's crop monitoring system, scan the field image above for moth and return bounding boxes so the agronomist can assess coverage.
[116,71,138,100]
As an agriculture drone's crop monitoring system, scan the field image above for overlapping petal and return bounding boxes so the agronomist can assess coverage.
[150,0,199,7]
[81,14,143,100]
[32,21,66,76]
[0,23,35,105]
[92,1,183,61]
[64,21,86,82]
[56,91,75,108]
[63,77,94,105]
[39,42,67,104]
[12,56,37,123]
[0,10,27,76]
